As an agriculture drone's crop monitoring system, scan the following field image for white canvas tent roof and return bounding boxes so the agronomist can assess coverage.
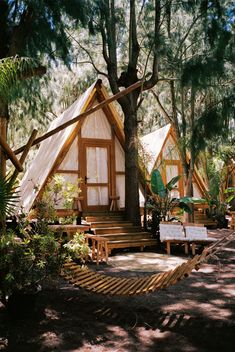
[141,124,171,173]
[20,82,96,213]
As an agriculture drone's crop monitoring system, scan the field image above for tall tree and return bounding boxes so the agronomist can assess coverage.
[77,0,234,224]
[148,1,234,203]
[0,0,88,174]
[80,0,168,224]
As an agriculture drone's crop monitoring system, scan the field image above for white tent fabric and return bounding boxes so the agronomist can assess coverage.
[140,124,171,173]
[19,82,96,213]
[81,102,112,139]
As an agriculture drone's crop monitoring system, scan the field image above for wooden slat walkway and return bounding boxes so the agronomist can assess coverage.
[61,232,234,296]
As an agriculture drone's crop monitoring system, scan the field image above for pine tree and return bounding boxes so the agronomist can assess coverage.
[0,0,88,174]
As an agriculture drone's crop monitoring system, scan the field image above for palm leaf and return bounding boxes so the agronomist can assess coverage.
[0,173,19,221]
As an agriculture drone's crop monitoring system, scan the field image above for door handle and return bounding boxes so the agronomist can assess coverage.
[84,176,89,184]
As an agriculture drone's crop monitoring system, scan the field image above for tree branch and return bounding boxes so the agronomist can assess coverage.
[150,89,174,124]
[144,0,161,90]
[65,30,108,78]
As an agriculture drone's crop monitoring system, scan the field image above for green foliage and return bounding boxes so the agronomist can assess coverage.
[0,56,42,101]
[1,1,89,63]
[33,175,82,225]
[0,230,66,301]
[0,225,89,305]
[0,172,19,224]
[149,168,195,223]
[64,232,89,263]
[150,169,166,198]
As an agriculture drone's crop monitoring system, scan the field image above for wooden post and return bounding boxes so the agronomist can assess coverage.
[0,117,7,176]
[0,134,23,172]
[11,129,38,182]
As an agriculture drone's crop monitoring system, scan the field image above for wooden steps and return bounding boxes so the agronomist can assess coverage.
[194,211,217,228]
[86,215,124,222]
[85,213,157,257]
[90,221,133,229]
[94,226,142,235]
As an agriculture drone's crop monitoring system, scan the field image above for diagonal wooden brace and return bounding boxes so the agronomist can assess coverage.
[0,135,23,172]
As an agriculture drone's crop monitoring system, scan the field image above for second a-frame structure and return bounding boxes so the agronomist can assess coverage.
[141,124,207,198]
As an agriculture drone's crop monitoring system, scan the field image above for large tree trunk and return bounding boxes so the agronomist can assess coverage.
[122,96,140,226]
[185,163,194,222]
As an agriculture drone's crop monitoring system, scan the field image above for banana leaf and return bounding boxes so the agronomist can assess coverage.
[165,175,181,191]
[224,187,235,193]
[150,169,166,198]
[178,202,192,213]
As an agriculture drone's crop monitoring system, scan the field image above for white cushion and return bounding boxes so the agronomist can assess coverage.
[184,226,207,240]
[160,224,185,241]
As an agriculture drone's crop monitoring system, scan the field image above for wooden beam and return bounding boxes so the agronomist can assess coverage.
[13,80,143,156]
[0,135,23,172]
[11,129,38,182]
[0,117,7,176]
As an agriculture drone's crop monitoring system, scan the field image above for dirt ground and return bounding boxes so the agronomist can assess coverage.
[0,229,234,352]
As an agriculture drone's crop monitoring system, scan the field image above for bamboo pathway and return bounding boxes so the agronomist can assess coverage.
[61,232,234,296]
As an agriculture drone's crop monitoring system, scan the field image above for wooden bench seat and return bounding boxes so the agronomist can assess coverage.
[160,222,190,255]
[184,223,217,255]
[107,238,157,252]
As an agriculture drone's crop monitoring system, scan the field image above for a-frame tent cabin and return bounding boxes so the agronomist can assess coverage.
[20,80,126,215]
[141,124,207,199]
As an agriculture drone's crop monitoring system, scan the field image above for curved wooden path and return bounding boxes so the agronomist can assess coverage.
[61,232,234,296]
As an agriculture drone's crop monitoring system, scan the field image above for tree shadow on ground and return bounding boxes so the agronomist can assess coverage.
[0,237,234,352]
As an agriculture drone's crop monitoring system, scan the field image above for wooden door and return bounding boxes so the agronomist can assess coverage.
[82,141,111,210]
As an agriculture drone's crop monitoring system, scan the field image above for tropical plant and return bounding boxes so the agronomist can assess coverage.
[0,226,89,311]
[64,232,89,264]
[0,172,19,230]
[147,169,201,237]
[32,175,82,227]
[205,186,235,228]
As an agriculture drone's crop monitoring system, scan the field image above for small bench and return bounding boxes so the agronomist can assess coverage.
[85,234,109,265]
[184,223,217,255]
[160,222,190,255]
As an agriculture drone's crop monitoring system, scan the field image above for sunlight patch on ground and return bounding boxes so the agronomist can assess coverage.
[163,299,233,321]
[40,331,62,349]
[108,252,187,272]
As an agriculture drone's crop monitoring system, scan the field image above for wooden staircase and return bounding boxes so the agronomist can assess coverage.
[194,210,217,228]
[85,212,157,255]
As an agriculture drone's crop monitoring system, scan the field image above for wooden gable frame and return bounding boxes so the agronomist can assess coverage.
[20,80,127,214]
[141,124,207,198]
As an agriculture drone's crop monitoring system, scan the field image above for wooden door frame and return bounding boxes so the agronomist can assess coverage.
[163,160,184,197]
[80,139,113,211]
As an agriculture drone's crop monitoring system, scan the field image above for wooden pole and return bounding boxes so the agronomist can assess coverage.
[0,117,7,176]
[13,80,143,156]
[11,129,38,182]
[0,134,23,171]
